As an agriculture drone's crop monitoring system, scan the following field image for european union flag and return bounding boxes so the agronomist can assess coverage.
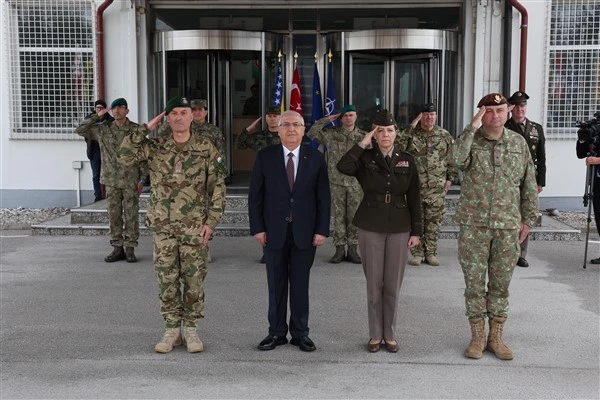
[309,62,323,149]
[272,60,283,110]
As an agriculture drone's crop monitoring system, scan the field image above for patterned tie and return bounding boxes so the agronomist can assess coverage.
[287,153,295,190]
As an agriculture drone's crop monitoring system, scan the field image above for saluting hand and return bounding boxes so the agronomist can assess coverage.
[328,113,340,122]
[247,117,262,133]
[147,111,166,131]
[360,127,377,148]
[471,106,486,129]
[410,113,422,128]
[97,108,110,117]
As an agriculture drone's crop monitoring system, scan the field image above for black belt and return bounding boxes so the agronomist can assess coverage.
[365,193,406,205]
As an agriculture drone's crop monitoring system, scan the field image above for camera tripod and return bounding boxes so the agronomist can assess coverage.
[582,164,597,269]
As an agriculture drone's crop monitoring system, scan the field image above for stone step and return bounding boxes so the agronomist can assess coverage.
[71,208,250,225]
[31,213,581,240]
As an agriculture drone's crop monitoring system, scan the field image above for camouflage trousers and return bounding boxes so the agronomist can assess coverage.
[458,225,519,319]
[411,186,445,257]
[106,185,139,247]
[153,231,209,328]
[331,184,362,246]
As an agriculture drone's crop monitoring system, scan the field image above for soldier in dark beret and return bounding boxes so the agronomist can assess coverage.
[448,93,538,361]
[505,91,546,268]
[118,96,226,354]
[337,110,422,353]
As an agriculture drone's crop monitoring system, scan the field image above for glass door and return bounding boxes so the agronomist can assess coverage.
[350,54,389,132]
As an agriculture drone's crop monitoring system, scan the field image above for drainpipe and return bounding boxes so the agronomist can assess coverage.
[96,0,113,100]
[507,0,528,91]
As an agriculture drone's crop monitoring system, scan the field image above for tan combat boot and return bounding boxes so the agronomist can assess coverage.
[183,327,204,353]
[154,328,182,353]
[487,316,514,360]
[464,318,485,359]
[425,255,440,266]
[408,255,422,266]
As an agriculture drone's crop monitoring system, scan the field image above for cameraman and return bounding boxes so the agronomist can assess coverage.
[576,140,600,264]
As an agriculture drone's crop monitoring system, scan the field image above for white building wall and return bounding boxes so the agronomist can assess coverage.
[0,1,140,207]
[509,0,583,199]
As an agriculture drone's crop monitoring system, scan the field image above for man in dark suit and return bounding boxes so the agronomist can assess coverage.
[249,110,331,352]
[505,91,546,268]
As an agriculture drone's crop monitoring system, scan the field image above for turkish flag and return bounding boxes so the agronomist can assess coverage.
[290,67,303,115]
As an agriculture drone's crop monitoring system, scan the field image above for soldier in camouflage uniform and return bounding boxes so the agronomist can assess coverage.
[236,105,281,263]
[307,104,365,264]
[396,103,456,267]
[448,93,538,361]
[236,105,281,152]
[505,91,546,268]
[158,99,226,263]
[118,96,227,354]
[76,97,146,263]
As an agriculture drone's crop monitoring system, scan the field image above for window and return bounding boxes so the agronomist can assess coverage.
[6,0,95,139]
[545,0,600,139]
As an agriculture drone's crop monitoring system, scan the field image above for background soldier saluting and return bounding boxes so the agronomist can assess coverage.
[505,91,546,268]
[396,102,456,266]
[307,104,365,264]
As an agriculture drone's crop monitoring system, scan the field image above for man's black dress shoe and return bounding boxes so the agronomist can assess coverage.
[516,257,529,268]
[590,257,600,264]
[257,335,287,351]
[290,336,316,352]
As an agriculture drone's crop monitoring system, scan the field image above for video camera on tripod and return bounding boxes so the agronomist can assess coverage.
[577,112,600,269]
[577,112,600,147]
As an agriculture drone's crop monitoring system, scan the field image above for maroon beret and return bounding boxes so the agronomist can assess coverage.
[477,93,507,108]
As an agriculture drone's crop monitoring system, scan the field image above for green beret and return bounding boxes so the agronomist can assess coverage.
[422,102,437,113]
[190,99,207,109]
[110,98,127,109]
[477,93,507,108]
[338,104,357,119]
[372,110,396,127]
[266,105,281,115]
[165,96,192,114]
[508,91,530,105]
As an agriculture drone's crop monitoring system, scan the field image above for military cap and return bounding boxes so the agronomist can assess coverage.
[164,96,192,114]
[265,105,281,115]
[110,98,128,109]
[94,99,107,108]
[338,104,357,119]
[477,93,507,108]
[422,102,437,113]
[508,91,530,105]
[372,110,396,127]
[190,99,208,110]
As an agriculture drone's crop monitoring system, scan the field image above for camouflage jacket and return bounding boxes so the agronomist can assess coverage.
[75,115,146,188]
[307,117,365,187]
[448,124,539,229]
[158,120,226,157]
[117,126,227,236]
[236,128,281,151]
[396,125,457,189]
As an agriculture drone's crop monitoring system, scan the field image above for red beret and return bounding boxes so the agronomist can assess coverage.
[477,93,507,108]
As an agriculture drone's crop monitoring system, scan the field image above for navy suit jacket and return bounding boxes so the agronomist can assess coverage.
[249,144,331,250]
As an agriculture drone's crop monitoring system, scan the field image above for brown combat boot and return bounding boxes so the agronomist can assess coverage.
[487,316,514,360]
[346,245,362,264]
[154,328,182,353]
[330,245,346,263]
[464,318,486,359]
[183,327,204,353]
[104,246,125,263]
[125,247,137,263]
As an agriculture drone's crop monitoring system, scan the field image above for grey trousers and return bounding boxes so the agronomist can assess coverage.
[358,229,410,342]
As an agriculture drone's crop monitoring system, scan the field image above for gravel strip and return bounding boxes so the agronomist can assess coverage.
[0,208,69,230]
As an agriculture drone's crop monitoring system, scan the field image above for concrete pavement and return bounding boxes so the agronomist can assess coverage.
[1,232,598,399]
